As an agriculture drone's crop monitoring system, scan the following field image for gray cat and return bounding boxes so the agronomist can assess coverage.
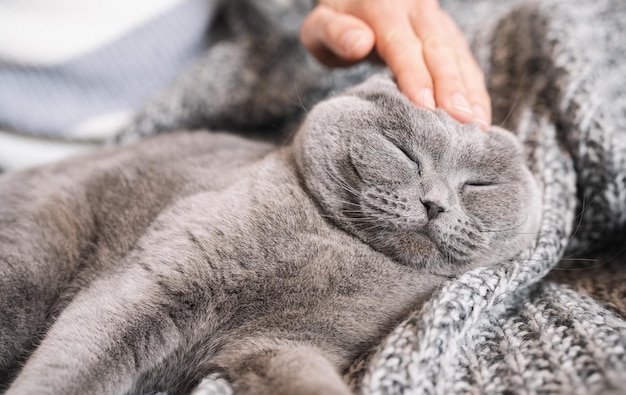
[0,74,541,395]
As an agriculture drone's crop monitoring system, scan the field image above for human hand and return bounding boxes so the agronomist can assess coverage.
[300,0,491,129]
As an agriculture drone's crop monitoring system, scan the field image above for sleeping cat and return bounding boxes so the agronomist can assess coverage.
[0,74,541,395]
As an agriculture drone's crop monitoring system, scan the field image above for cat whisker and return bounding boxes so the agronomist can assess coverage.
[326,170,360,197]
[552,264,602,271]
[292,80,309,116]
[561,222,614,258]
[498,66,529,129]
[338,215,378,222]
[552,254,617,271]
[317,207,391,224]
[439,250,457,268]
[572,190,603,222]
[562,190,606,255]
[568,189,602,228]
[355,221,393,234]
[322,193,360,205]
[351,211,409,223]
[567,197,588,245]
[328,198,362,208]
[558,258,599,262]
[349,219,398,229]
[544,234,626,273]
[477,214,530,233]
[340,215,380,222]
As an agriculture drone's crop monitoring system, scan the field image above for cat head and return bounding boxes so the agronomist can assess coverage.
[293,74,542,275]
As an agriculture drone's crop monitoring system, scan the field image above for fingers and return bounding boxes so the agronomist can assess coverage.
[300,0,493,129]
[409,4,491,129]
[372,14,436,110]
[440,12,492,129]
[300,4,375,67]
[409,6,474,126]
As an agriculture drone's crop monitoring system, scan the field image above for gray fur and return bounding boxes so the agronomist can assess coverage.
[0,75,541,394]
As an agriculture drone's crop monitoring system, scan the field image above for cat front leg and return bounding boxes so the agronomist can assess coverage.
[223,344,352,395]
[0,171,100,386]
[5,271,188,395]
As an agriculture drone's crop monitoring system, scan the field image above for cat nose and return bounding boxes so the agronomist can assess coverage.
[422,199,445,221]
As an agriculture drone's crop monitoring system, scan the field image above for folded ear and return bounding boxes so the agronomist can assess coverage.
[341,72,406,102]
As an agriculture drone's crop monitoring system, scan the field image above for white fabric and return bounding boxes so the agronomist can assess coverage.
[69,111,134,140]
[0,129,98,171]
[0,0,188,65]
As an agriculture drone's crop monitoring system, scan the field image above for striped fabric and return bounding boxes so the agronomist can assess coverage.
[0,0,217,170]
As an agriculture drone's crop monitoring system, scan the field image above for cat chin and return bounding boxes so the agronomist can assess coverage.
[407,197,542,275]
[362,231,469,273]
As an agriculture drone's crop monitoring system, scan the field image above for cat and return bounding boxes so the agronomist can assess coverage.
[0,74,542,395]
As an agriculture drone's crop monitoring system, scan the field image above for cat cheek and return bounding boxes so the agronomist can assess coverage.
[461,188,523,228]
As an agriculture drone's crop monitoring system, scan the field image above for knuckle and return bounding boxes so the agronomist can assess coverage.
[379,36,413,58]
[465,67,488,88]
[379,27,403,49]
[394,60,423,79]
[422,34,450,52]
[435,70,464,87]
[447,77,466,91]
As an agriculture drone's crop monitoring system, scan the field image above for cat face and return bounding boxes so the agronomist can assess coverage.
[294,74,542,275]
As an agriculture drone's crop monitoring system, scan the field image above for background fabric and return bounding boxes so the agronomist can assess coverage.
[0,0,218,173]
[356,1,626,393]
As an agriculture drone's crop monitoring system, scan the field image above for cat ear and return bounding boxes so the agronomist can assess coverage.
[342,72,406,103]
[485,125,525,156]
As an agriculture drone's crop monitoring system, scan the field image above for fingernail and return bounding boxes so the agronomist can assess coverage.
[420,88,436,111]
[449,92,473,117]
[472,105,489,130]
[340,30,367,55]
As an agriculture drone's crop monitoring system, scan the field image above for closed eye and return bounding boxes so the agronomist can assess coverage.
[464,181,498,187]
[397,146,421,175]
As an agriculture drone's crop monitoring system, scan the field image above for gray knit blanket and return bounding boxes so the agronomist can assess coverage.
[116,0,626,393]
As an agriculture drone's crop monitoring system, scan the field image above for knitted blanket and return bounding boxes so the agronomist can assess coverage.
[116,0,626,393]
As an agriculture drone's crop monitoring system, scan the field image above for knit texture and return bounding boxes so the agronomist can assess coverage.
[117,0,626,393]
[357,1,626,393]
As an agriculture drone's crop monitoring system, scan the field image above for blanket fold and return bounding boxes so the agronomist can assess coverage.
[117,0,626,393]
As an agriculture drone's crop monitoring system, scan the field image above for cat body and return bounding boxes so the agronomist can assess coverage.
[0,75,541,394]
